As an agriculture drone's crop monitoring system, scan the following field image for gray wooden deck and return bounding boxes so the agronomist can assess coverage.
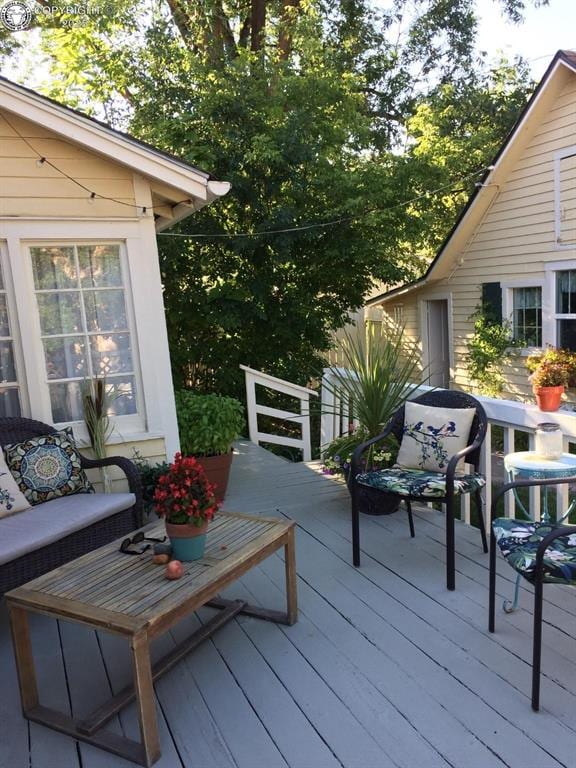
[2,440,576,768]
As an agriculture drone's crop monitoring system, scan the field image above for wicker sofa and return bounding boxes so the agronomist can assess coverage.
[0,417,143,596]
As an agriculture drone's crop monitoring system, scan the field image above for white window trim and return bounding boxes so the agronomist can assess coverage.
[544,259,576,348]
[554,145,576,249]
[501,278,545,355]
[0,241,29,416]
[23,239,146,441]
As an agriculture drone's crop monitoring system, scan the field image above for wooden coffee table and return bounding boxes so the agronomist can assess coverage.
[5,511,297,767]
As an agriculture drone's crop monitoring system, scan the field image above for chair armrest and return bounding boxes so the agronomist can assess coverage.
[350,425,395,479]
[80,454,144,527]
[490,475,576,524]
[444,426,487,493]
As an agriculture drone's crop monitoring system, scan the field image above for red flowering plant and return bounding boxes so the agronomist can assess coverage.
[153,453,219,527]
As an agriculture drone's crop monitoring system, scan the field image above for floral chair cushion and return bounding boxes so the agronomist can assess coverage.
[395,402,476,473]
[4,428,94,506]
[493,518,576,584]
[356,467,486,498]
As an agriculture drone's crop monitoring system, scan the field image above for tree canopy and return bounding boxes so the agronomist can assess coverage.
[1,0,546,396]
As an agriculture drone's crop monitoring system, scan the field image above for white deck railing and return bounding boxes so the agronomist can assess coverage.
[241,365,318,461]
[320,367,576,527]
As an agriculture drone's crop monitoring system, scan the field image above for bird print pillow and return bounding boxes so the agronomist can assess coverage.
[395,402,476,474]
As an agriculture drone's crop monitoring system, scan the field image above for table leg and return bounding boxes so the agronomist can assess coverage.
[285,527,298,625]
[8,604,39,713]
[130,630,161,767]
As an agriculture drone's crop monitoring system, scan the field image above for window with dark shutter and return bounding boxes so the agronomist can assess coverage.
[481,282,502,323]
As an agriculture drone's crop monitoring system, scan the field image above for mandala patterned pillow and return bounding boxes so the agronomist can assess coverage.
[4,428,94,505]
[395,402,476,474]
[0,451,31,518]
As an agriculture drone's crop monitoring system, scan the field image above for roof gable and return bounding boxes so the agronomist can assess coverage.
[369,50,576,306]
[0,76,230,229]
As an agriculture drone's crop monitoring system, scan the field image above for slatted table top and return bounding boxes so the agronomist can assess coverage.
[6,512,294,637]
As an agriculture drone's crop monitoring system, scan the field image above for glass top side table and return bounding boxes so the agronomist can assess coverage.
[504,452,576,524]
[501,451,576,612]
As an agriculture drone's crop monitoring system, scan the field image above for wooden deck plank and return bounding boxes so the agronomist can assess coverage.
[57,620,134,768]
[0,603,30,768]
[224,575,454,768]
[95,631,188,768]
[169,614,290,768]
[27,613,81,768]
[276,511,573,766]
[239,560,507,768]
[194,607,343,768]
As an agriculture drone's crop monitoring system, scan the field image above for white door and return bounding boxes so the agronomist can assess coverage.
[426,300,450,388]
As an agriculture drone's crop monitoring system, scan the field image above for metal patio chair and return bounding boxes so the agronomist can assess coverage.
[349,389,488,590]
[489,476,576,711]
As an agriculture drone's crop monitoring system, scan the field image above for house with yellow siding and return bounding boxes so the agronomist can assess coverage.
[0,76,229,487]
[366,50,576,404]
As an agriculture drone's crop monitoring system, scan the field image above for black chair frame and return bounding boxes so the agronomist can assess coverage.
[489,476,576,711]
[350,390,488,590]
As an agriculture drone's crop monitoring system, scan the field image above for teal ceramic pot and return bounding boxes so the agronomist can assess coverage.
[170,533,207,561]
[165,522,208,562]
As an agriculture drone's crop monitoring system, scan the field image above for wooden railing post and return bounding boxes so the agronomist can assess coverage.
[240,365,318,462]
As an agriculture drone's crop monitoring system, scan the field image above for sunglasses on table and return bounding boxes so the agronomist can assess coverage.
[119,531,167,555]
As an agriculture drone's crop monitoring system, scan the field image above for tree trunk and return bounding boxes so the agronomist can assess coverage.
[250,0,266,52]
[279,0,300,59]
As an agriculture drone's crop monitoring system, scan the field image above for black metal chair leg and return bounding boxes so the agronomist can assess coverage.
[489,525,496,633]
[445,497,455,591]
[351,490,361,567]
[532,576,544,711]
[475,490,488,553]
[406,500,415,538]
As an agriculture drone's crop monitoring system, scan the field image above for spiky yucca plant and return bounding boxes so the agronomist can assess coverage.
[81,376,114,459]
[323,322,428,469]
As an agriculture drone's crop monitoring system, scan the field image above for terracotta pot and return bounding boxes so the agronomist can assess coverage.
[196,452,233,502]
[533,385,564,412]
[165,520,208,561]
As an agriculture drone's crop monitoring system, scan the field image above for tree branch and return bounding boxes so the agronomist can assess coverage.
[166,0,195,44]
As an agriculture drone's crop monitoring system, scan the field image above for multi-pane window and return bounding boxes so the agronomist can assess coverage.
[512,287,542,347]
[30,244,137,423]
[555,269,576,350]
[0,258,21,416]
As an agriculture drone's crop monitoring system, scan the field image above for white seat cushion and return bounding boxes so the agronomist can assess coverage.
[0,492,135,566]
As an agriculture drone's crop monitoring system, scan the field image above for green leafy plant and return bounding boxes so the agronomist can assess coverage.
[467,309,519,397]
[175,392,244,456]
[322,322,426,470]
[132,449,171,513]
[529,361,569,389]
[526,347,576,388]
[322,429,398,477]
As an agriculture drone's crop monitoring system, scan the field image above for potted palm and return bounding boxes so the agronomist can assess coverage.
[175,392,244,501]
[322,323,427,515]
